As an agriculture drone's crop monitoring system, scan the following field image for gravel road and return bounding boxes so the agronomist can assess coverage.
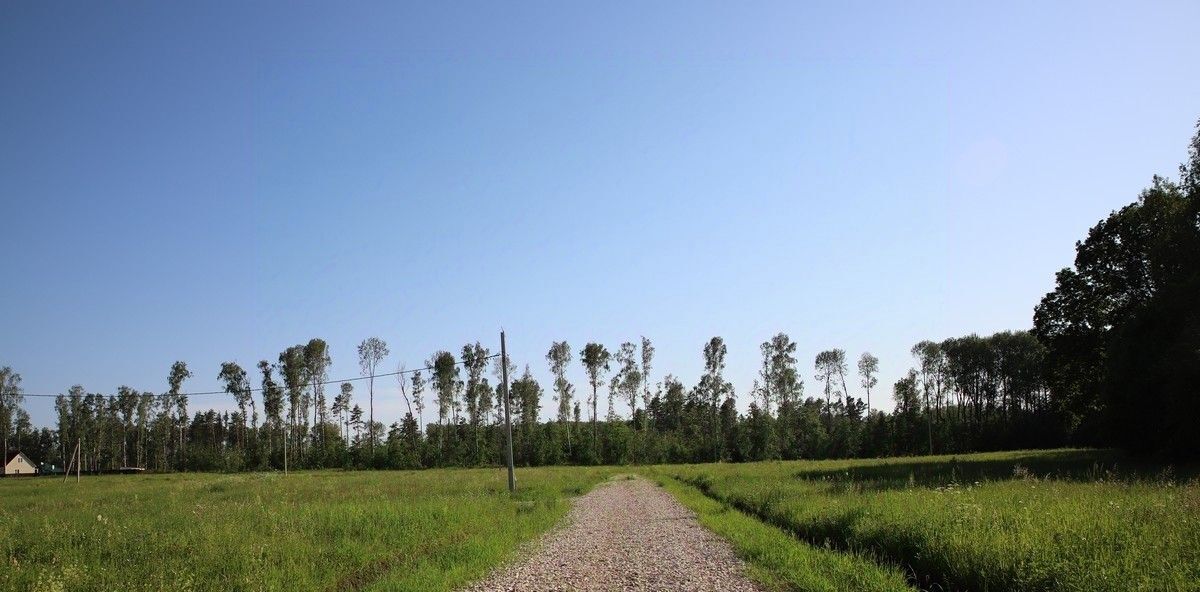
[462,475,763,591]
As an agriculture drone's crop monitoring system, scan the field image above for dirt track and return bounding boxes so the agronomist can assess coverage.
[462,476,763,591]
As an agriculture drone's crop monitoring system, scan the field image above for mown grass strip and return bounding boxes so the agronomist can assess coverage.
[653,474,910,592]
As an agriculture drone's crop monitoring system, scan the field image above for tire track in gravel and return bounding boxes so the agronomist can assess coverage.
[462,475,764,592]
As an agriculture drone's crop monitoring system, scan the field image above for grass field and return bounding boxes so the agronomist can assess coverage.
[651,476,910,591]
[2,450,1196,591]
[661,449,1200,591]
[0,467,613,592]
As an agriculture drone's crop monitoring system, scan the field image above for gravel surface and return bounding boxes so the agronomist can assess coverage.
[462,476,764,591]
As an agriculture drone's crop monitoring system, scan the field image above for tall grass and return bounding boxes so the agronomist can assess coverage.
[0,467,613,591]
[6,450,1194,591]
[667,449,1200,591]
[649,474,909,591]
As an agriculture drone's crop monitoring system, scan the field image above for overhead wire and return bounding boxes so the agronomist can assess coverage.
[13,353,502,399]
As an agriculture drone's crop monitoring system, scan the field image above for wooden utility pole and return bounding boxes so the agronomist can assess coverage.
[501,330,515,493]
[63,440,81,484]
[63,442,73,483]
[1,386,6,478]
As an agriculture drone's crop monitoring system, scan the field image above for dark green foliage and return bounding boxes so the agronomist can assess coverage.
[579,342,611,458]
[1035,120,1200,457]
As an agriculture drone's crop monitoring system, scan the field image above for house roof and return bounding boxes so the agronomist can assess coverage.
[6,451,32,464]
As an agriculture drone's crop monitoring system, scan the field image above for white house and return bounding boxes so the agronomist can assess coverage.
[4,451,37,475]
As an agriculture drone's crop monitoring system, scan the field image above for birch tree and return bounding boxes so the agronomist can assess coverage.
[698,337,734,459]
[0,368,22,475]
[167,361,191,470]
[610,342,640,421]
[114,386,137,468]
[814,349,848,418]
[303,339,332,452]
[580,343,610,454]
[760,334,801,414]
[258,361,284,462]
[858,352,879,412]
[410,370,426,433]
[429,350,458,452]
[639,337,654,428]
[278,345,308,461]
[356,337,387,455]
[334,382,353,443]
[395,363,413,418]
[546,341,574,454]
[218,362,252,451]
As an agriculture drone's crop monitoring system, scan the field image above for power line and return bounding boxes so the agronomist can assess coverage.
[14,353,502,399]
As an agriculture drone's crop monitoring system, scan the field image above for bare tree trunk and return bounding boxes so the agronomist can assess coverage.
[591,384,599,458]
[369,372,375,456]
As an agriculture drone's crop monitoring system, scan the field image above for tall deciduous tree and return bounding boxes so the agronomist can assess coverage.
[814,349,848,420]
[580,343,611,455]
[461,342,491,461]
[304,339,332,451]
[167,361,191,469]
[639,337,654,428]
[1035,122,1199,457]
[333,382,353,444]
[0,367,23,475]
[910,341,941,454]
[115,386,137,467]
[410,370,426,434]
[278,346,308,461]
[759,333,801,414]
[356,337,387,455]
[258,361,284,461]
[546,342,574,453]
[428,351,458,452]
[135,390,152,468]
[217,362,252,450]
[394,363,413,418]
[858,352,879,412]
[510,366,542,464]
[610,342,640,421]
[697,337,734,459]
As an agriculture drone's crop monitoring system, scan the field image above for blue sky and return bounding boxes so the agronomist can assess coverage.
[2,1,1198,428]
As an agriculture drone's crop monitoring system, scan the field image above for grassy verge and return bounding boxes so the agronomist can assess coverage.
[0,467,613,592]
[649,472,909,592]
[669,450,1200,591]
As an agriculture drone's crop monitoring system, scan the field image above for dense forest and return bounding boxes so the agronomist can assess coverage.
[2,121,1197,472]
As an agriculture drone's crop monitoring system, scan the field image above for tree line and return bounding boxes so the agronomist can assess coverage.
[3,327,1056,472]
[1032,119,1199,458]
[2,120,1196,471]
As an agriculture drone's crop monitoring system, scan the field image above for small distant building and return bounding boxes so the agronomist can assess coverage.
[4,451,38,476]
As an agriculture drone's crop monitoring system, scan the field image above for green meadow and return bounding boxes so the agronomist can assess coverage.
[661,449,1200,591]
[0,467,613,592]
[2,449,1196,591]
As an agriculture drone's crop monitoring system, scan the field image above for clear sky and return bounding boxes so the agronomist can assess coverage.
[2,1,1198,428]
